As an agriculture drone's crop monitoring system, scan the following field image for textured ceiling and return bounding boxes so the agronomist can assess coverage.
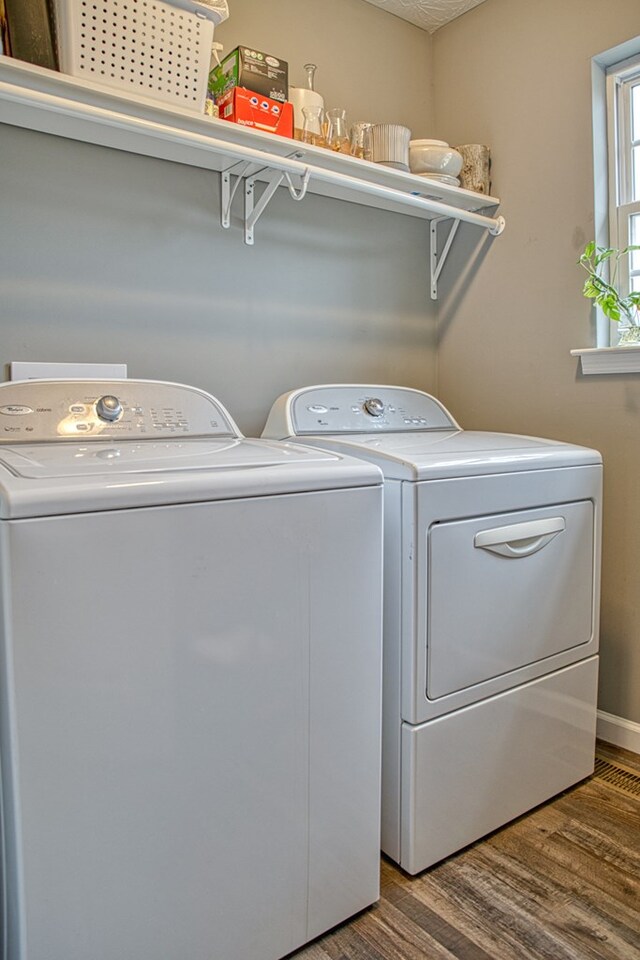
[360,0,489,33]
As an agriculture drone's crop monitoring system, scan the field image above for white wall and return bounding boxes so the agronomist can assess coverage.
[0,0,436,436]
[433,0,640,725]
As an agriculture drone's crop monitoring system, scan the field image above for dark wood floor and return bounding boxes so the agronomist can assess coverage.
[293,741,640,960]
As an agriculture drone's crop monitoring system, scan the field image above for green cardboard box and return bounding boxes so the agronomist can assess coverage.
[209,45,289,104]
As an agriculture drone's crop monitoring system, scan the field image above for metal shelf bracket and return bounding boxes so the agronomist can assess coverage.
[221,160,253,230]
[430,217,460,300]
[220,151,311,245]
[244,167,286,245]
[430,212,505,299]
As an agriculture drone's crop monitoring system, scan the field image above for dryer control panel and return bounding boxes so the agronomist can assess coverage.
[0,380,240,442]
[265,385,459,437]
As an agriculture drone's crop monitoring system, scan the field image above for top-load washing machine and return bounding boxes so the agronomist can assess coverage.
[0,378,383,960]
[263,384,602,875]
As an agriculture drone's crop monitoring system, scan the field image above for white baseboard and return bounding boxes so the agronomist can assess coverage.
[597,710,640,755]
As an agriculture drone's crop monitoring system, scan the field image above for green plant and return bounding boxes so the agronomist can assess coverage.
[578,241,640,325]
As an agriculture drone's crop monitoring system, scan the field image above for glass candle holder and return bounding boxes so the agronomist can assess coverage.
[325,108,351,154]
[301,105,326,148]
[350,121,373,160]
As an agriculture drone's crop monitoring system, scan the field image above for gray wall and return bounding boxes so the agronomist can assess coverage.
[433,0,640,724]
[0,0,436,437]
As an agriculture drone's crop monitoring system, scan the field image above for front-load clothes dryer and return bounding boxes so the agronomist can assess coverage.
[0,378,383,960]
[263,384,602,875]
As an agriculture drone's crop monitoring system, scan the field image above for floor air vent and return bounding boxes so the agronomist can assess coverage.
[593,757,640,798]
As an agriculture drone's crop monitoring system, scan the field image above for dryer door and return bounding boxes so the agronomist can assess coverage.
[426,501,594,700]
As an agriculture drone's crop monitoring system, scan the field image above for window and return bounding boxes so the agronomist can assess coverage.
[607,57,640,337]
[572,38,640,371]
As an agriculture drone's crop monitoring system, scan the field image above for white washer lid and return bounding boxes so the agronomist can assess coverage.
[0,436,322,479]
[0,437,381,518]
[281,430,602,480]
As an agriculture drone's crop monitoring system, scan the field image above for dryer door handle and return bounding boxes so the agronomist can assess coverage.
[474,517,566,558]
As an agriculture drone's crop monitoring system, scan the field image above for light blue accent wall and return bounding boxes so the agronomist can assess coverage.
[0,125,437,436]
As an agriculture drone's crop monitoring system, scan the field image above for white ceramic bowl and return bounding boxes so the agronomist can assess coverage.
[409,139,463,177]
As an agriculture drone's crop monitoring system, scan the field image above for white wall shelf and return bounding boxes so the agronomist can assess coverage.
[0,57,505,296]
[571,345,640,374]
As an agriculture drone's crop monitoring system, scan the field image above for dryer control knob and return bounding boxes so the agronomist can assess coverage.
[96,395,123,422]
[363,397,385,417]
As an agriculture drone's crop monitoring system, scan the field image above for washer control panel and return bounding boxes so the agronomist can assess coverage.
[0,380,239,442]
[289,386,457,434]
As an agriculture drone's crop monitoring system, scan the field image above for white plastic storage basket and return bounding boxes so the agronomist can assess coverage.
[52,0,215,112]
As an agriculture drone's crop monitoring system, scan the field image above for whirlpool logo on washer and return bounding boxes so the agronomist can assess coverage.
[0,404,33,415]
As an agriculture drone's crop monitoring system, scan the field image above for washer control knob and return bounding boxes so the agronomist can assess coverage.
[95,395,123,422]
[363,397,385,418]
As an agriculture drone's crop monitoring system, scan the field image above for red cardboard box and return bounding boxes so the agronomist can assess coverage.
[218,87,293,138]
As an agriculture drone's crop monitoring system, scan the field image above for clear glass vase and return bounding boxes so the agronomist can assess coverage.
[617,324,640,345]
[325,108,351,154]
[301,105,325,148]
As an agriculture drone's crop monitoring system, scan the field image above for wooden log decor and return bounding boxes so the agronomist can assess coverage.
[455,143,491,195]
[3,0,57,70]
[0,0,10,56]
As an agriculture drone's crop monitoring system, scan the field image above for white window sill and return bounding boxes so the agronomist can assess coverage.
[571,345,640,374]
